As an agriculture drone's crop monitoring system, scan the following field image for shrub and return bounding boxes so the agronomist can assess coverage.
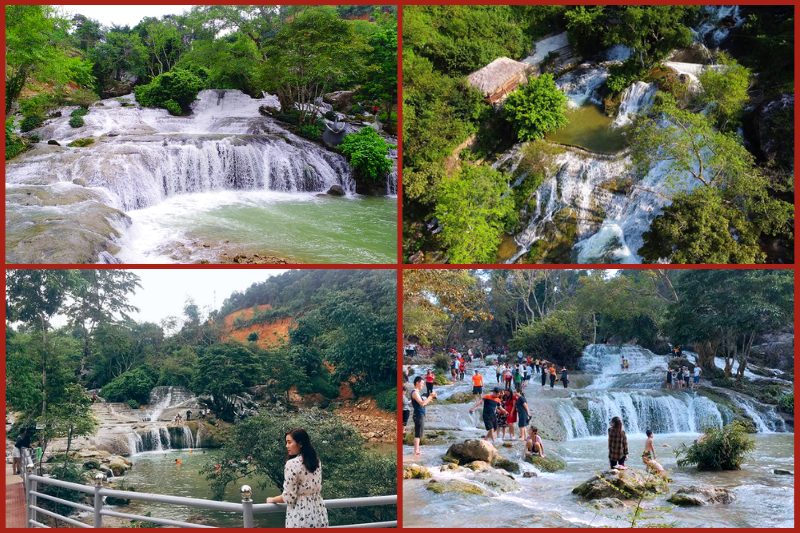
[67,137,95,148]
[40,462,87,516]
[68,116,85,128]
[101,367,156,405]
[20,115,44,132]
[324,110,337,121]
[675,421,756,471]
[6,118,28,159]
[375,387,397,412]
[503,73,568,142]
[778,393,793,414]
[70,107,89,118]
[134,69,205,114]
[298,123,323,141]
[339,127,392,182]
[607,59,647,94]
[432,353,450,372]
[127,399,140,409]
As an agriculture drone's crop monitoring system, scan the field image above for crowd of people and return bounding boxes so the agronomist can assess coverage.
[403,349,674,479]
[666,365,701,390]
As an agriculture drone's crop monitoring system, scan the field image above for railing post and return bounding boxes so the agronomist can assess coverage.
[27,463,37,527]
[240,485,254,528]
[94,473,105,528]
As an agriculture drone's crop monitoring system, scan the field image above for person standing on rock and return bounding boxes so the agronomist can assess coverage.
[411,376,437,456]
[425,369,435,396]
[548,364,557,389]
[503,390,518,440]
[516,391,531,442]
[560,367,569,389]
[513,367,523,393]
[469,387,506,442]
[495,361,502,383]
[683,366,691,389]
[541,362,548,387]
[692,365,701,390]
[402,373,413,433]
[666,368,673,390]
[503,365,513,391]
[266,429,329,528]
[608,416,628,470]
[471,370,484,400]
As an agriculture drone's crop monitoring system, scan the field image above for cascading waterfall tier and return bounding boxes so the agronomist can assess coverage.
[613,81,657,127]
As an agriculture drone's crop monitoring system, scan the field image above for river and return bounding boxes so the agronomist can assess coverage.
[403,345,793,528]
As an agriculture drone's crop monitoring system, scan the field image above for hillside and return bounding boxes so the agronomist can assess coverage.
[220,304,295,349]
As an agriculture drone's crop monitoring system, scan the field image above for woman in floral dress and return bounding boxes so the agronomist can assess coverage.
[266,429,329,528]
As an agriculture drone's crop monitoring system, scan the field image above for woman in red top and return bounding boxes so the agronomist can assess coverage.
[425,369,435,396]
[502,391,517,440]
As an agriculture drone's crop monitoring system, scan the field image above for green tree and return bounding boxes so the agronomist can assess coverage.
[192,343,264,421]
[339,127,392,184]
[698,53,752,130]
[503,74,568,142]
[258,7,367,124]
[359,18,398,128]
[134,68,205,114]
[90,28,148,92]
[604,6,695,68]
[64,270,140,381]
[434,164,516,263]
[5,5,89,112]
[100,367,156,404]
[6,270,79,417]
[666,270,793,377]
[509,310,584,368]
[632,95,793,263]
[136,17,184,78]
[40,384,98,469]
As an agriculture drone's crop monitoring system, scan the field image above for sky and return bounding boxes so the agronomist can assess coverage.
[56,5,194,27]
[127,269,286,324]
[47,269,287,328]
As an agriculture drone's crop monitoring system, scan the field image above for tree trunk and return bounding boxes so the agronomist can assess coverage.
[695,340,718,374]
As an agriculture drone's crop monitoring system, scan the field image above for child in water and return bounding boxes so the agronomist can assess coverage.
[642,430,667,478]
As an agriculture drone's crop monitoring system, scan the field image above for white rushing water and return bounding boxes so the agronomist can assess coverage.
[694,5,744,47]
[613,81,657,127]
[7,89,397,263]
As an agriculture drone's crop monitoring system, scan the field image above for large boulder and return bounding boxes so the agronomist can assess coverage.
[493,456,520,474]
[445,439,499,465]
[573,469,669,500]
[325,184,346,197]
[106,455,132,476]
[323,90,356,112]
[667,486,735,506]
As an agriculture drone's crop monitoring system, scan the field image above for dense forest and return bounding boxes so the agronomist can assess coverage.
[6,269,397,523]
[403,6,794,264]
[5,4,397,177]
[405,269,793,402]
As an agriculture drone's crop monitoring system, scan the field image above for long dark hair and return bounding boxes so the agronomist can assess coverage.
[610,416,623,431]
[286,428,319,473]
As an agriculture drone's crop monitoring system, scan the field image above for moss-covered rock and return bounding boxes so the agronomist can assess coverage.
[494,456,520,474]
[525,453,567,472]
[403,464,432,480]
[67,137,95,148]
[426,479,485,496]
[573,468,669,501]
[464,460,492,471]
[469,470,521,493]
[442,391,476,404]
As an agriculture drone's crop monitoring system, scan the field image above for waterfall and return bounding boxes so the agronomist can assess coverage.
[505,149,629,262]
[160,427,172,449]
[147,386,174,422]
[693,5,743,47]
[148,427,163,452]
[584,391,725,436]
[181,426,195,449]
[556,401,590,439]
[127,431,144,455]
[555,64,609,107]
[613,81,657,127]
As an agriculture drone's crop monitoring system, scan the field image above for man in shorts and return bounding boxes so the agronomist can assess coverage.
[469,387,507,442]
[471,370,484,400]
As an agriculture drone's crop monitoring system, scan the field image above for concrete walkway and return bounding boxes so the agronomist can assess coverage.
[6,461,26,527]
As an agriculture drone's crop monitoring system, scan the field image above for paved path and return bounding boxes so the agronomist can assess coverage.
[6,461,26,527]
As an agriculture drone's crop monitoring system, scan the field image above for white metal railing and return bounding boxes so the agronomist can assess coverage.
[21,450,396,528]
